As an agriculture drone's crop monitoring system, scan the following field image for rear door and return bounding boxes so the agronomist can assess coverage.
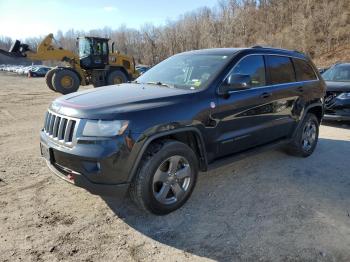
[292,58,320,102]
[261,55,301,138]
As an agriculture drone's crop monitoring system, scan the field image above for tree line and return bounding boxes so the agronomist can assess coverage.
[1,0,349,65]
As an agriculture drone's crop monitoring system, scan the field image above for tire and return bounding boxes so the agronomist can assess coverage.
[52,69,80,95]
[130,140,199,215]
[106,70,127,85]
[46,68,60,91]
[286,113,319,157]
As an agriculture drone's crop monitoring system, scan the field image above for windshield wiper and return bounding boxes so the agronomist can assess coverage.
[145,81,175,88]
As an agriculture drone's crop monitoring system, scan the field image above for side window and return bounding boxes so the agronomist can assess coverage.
[93,42,102,55]
[102,42,108,55]
[293,58,317,81]
[265,55,295,85]
[232,55,266,87]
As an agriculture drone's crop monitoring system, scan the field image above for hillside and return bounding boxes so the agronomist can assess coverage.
[314,45,350,67]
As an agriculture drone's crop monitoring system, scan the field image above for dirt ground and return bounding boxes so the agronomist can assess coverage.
[1,72,350,262]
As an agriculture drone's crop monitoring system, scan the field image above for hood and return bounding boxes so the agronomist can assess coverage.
[50,83,194,119]
[325,81,350,92]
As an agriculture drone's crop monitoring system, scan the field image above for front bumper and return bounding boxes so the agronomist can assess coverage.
[45,160,129,197]
[323,113,350,121]
[324,96,350,121]
[40,129,140,198]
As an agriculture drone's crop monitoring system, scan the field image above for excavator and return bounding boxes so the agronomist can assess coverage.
[0,33,139,94]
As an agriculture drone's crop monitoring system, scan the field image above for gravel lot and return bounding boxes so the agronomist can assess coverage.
[1,72,350,262]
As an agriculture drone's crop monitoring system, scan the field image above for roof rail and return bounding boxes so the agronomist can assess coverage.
[250,45,304,54]
[250,45,278,49]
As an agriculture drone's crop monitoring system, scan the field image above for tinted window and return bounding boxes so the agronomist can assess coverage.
[266,55,295,84]
[293,58,317,81]
[232,55,266,87]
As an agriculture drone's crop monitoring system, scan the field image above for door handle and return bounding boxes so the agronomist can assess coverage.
[297,86,304,93]
[260,92,272,99]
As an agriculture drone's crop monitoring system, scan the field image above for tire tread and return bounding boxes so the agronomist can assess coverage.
[286,113,319,157]
[129,139,198,215]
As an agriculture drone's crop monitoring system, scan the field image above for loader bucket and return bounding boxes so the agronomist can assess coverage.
[0,39,29,58]
[0,48,25,58]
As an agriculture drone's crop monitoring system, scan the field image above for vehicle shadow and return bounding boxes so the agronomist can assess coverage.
[102,138,350,261]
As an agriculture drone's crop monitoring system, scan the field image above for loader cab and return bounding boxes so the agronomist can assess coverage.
[78,37,109,70]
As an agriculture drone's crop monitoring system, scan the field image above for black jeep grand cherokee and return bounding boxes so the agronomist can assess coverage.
[40,47,325,215]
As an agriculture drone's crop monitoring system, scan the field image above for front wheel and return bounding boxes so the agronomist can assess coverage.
[45,68,60,91]
[52,69,80,94]
[130,140,198,215]
[286,113,319,157]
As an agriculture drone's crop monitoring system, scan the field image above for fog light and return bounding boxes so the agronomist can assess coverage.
[82,161,101,173]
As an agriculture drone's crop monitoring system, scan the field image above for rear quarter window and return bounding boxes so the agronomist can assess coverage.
[265,55,295,85]
[293,58,318,81]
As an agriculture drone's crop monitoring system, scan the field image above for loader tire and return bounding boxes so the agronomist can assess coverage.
[107,70,128,85]
[52,69,80,95]
[45,68,59,91]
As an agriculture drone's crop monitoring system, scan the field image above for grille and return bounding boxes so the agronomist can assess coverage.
[325,91,341,109]
[43,111,77,144]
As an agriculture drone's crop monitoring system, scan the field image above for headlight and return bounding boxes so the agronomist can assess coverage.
[337,92,350,100]
[82,120,129,137]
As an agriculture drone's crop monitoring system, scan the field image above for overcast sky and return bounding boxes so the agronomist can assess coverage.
[0,0,217,40]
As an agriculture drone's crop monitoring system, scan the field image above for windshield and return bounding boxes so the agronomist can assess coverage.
[322,64,350,82]
[136,54,232,90]
[79,38,91,58]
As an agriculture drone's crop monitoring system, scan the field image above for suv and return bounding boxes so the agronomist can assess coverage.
[40,47,325,215]
[322,62,350,121]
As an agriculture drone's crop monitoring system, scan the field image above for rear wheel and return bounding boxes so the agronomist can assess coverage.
[106,70,128,85]
[45,68,59,91]
[286,113,319,157]
[130,140,198,215]
[52,69,80,94]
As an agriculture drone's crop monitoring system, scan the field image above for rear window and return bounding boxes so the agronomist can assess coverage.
[293,58,317,81]
[265,55,295,85]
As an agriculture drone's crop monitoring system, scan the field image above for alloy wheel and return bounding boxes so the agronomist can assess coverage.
[302,120,317,151]
[152,155,192,205]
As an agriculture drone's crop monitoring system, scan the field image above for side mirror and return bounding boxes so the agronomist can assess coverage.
[222,73,252,93]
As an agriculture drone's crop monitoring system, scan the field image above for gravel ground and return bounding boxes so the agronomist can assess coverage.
[1,72,350,262]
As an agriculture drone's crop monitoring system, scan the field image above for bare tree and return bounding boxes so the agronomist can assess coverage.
[1,0,349,65]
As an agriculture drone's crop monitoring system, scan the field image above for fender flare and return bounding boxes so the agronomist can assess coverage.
[292,102,324,138]
[127,127,208,182]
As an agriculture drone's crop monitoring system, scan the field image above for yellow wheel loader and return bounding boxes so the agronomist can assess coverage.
[0,33,139,94]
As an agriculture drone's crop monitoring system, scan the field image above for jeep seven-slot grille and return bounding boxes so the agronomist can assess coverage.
[44,111,76,143]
